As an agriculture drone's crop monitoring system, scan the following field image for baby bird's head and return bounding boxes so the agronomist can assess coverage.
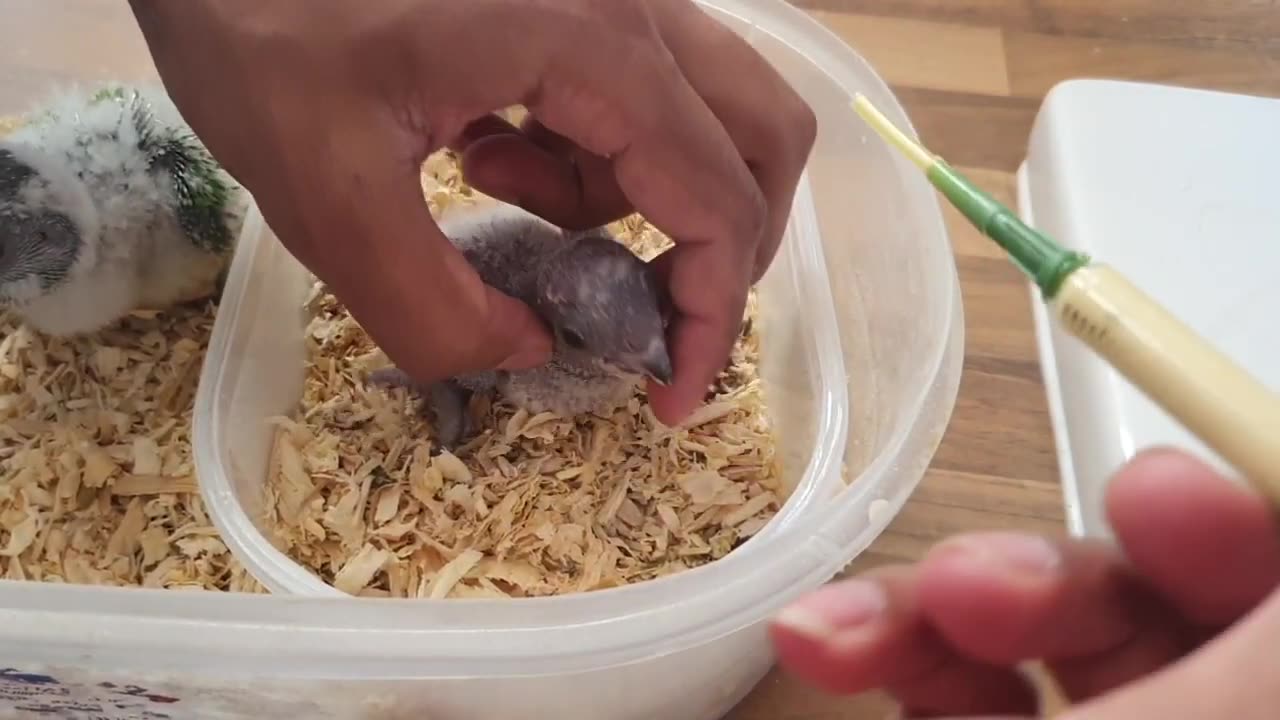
[0,142,96,306]
[537,231,673,385]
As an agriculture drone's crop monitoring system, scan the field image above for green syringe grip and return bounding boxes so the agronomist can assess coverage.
[927,161,1088,297]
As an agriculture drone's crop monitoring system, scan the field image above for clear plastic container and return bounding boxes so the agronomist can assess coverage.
[0,1,963,718]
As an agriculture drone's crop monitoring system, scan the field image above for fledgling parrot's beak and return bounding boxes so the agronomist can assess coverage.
[640,343,673,386]
[616,339,674,385]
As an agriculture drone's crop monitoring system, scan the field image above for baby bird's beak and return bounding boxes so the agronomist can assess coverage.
[641,345,673,386]
[615,340,673,385]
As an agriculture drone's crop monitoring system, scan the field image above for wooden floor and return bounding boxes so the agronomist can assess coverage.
[729,2,1280,718]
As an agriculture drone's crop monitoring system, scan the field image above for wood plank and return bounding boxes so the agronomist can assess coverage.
[810,11,1011,96]
[1025,0,1280,48]
[791,0,1280,49]
[930,362,1058,481]
[1005,30,1280,100]
[892,87,1039,172]
[793,0,1035,29]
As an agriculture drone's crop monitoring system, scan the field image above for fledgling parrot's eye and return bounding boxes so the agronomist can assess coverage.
[561,327,586,349]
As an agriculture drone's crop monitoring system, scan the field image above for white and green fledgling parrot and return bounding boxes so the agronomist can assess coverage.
[0,83,248,336]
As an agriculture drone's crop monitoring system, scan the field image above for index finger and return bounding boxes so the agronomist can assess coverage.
[273,125,553,383]
[651,0,817,282]
[529,23,765,425]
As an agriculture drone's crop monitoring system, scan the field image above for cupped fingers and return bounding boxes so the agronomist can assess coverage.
[450,113,523,149]
[311,131,553,381]
[516,115,631,227]
[900,449,1280,706]
[916,533,1161,663]
[1105,447,1280,627]
[529,22,765,425]
[451,113,632,230]
[643,239,752,423]
[770,566,1039,717]
[913,531,1190,701]
[651,0,817,282]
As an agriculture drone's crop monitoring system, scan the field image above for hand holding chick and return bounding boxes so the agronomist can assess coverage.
[127,0,816,426]
[370,204,672,449]
[0,84,245,336]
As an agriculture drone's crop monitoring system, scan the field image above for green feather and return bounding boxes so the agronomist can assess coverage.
[89,86,128,105]
[123,90,237,254]
[24,84,238,253]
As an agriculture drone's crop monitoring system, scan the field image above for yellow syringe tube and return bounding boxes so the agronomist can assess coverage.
[1053,264,1280,504]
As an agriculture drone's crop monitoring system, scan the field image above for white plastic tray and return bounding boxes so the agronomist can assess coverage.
[1017,79,1280,540]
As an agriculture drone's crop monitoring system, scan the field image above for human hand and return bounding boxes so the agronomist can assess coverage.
[768,447,1280,718]
[127,0,815,425]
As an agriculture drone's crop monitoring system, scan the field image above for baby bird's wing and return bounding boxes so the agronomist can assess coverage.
[436,204,573,303]
[123,90,239,255]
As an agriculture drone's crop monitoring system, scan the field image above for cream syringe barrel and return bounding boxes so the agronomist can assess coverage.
[1052,263,1280,503]
[848,92,1280,505]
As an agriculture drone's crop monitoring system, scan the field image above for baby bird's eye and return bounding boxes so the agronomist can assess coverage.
[561,328,586,349]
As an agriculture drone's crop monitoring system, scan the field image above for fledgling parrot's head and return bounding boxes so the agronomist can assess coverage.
[536,230,673,385]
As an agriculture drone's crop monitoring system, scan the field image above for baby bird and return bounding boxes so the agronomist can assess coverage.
[0,84,247,336]
[370,204,673,449]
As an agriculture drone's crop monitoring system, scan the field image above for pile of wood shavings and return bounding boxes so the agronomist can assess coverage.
[0,305,262,592]
[262,151,787,598]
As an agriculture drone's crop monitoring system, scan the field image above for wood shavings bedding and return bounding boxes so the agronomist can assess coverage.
[262,150,788,598]
[0,304,262,592]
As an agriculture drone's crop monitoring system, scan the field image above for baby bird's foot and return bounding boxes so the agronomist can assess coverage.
[367,369,473,451]
[425,381,473,451]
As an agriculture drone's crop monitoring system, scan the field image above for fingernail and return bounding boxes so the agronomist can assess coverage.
[935,533,1061,576]
[772,580,887,642]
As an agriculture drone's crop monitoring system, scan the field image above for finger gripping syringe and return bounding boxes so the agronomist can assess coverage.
[852,94,1280,507]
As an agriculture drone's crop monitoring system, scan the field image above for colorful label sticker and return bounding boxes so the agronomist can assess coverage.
[0,670,181,720]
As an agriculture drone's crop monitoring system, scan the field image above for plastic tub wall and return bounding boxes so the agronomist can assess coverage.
[0,2,963,719]
[205,187,849,590]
